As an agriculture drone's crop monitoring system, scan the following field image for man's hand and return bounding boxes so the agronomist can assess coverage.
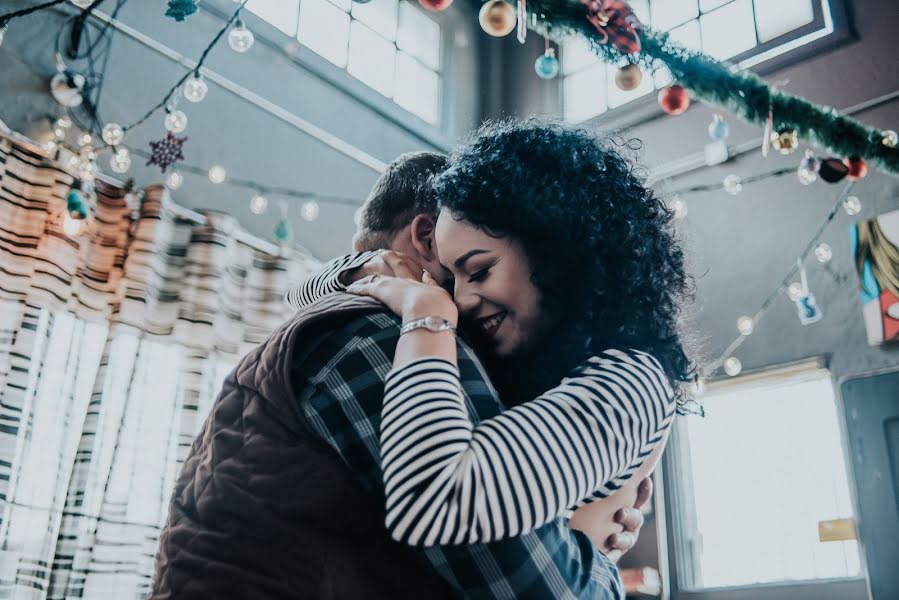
[338,251,422,287]
[604,477,652,563]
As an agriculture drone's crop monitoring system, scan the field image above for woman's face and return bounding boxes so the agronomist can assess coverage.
[435,208,548,358]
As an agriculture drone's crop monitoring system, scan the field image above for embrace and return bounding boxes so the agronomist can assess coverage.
[151,120,694,599]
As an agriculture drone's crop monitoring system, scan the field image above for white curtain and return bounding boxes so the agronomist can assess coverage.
[0,136,320,599]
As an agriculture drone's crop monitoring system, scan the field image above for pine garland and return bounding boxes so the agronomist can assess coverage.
[529,0,899,177]
[165,0,199,22]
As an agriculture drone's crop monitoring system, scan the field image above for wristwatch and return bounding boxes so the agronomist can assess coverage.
[400,316,457,335]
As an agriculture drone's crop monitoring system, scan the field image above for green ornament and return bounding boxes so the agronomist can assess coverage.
[274,218,292,243]
[165,0,199,22]
[66,189,89,219]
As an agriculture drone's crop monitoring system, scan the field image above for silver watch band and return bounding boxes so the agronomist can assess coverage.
[400,316,457,335]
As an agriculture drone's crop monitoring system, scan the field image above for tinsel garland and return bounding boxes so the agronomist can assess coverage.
[165,0,198,22]
[528,0,899,177]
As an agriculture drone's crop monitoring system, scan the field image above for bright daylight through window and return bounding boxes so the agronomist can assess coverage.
[238,0,442,124]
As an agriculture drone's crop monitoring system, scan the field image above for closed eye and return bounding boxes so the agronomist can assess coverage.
[468,268,490,283]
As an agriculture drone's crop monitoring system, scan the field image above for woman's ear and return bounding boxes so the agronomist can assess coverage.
[410,214,438,261]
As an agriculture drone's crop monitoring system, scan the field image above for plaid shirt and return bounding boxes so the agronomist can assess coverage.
[293,309,624,599]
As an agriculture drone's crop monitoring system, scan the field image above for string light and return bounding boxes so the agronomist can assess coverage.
[250,194,268,214]
[301,200,320,222]
[101,122,124,146]
[723,174,743,195]
[78,132,92,147]
[228,19,254,53]
[724,357,742,377]
[165,171,183,189]
[183,74,208,103]
[208,165,227,183]
[736,316,754,336]
[814,242,832,263]
[164,109,188,133]
[787,282,803,302]
[843,195,861,216]
[109,148,131,173]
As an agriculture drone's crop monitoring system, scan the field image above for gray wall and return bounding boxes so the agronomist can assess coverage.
[0,0,485,260]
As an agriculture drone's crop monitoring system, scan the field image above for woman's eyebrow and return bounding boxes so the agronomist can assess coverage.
[453,249,490,270]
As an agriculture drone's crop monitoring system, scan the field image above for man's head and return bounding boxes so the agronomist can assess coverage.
[353,151,447,277]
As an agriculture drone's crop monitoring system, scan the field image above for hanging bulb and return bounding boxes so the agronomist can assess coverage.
[228,19,255,53]
[208,165,227,183]
[724,357,742,377]
[301,200,320,222]
[183,74,208,103]
[814,242,832,264]
[250,194,268,214]
[78,133,93,147]
[166,171,184,190]
[787,282,803,302]
[737,316,754,336]
[55,117,72,130]
[843,196,861,216]
[164,109,188,133]
[101,122,124,146]
[797,150,820,185]
[708,114,730,141]
[723,174,742,195]
[109,148,131,173]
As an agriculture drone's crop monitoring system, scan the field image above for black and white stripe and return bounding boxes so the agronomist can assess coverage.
[285,251,380,311]
[381,349,676,547]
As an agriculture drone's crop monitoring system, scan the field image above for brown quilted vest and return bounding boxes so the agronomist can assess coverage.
[151,293,455,599]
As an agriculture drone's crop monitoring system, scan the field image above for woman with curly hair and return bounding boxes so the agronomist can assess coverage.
[299,120,694,548]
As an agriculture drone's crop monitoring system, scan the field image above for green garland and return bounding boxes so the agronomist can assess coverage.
[529,0,898,177]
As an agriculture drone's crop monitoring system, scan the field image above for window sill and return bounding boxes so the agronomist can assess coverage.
[202,0,454,152]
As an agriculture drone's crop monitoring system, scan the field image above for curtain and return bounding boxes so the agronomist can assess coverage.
[0,136,320,599]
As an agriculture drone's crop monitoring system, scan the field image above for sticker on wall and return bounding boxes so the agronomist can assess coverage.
[850,208,899,345]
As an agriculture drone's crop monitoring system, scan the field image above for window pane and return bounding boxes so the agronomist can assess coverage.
[699,0,757,60]
[395,52,439,123]
[351,0,399,41]
[698,0,731,12]
[347,21,396,97]
[326,0,352,11]
[397,2,441,70]
[606,61,654,109]
[561,36,598,76]
[246,0,299,35]
[563,63,607,122]
[668,18,702,53]
[650,0,698,31]
[676,370,861,589]
[298,0,351,67]
[754,0,814,43]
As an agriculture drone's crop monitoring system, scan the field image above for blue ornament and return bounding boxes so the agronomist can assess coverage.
[66,189,89,219]
[534,50,560,80]
[708,114,730,141]
[795,292,823,325]
[274,218,292,243]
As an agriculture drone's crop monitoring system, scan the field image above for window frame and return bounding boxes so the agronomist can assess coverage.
[658,357,870,600]
[202,0,456,150]
[561,0,854,130]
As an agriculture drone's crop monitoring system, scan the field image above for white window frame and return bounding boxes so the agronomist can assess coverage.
[658,358,869,600]
[561,0,854,128]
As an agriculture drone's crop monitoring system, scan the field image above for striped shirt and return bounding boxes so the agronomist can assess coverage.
[382,352,675,546]
[284,250,380,310]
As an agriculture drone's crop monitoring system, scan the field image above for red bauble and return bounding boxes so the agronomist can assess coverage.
[843,155,868,181]
[419,0,452,11]
[658,85,690,115]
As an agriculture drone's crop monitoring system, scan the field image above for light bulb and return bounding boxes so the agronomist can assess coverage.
[101,122,124,146]
[55,117,72,130]
[814,243,833,264]
[183,75,208,103]
[53,127,67,140]
[65,153,81,170]
[737,316,754,336]
[250,194,268,214]
[843,196,861,216]
[208,165,227,183]
[723,174,743,195]
[708,114,729,141]
[166,171,184,190]
[787,282,803,302]
[164,110,188,133]
[724,357,742,377]
[301,201,320,222]
[44,140,58,154]
[63,213,87,236]
[78,133,93,147]
[109,149,131,173]
[797,150,820,186]
[228,20,255,53]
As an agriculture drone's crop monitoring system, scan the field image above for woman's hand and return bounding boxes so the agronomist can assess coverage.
[347,271,458,325]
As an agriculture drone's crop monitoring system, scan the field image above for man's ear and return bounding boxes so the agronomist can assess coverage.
[409,214,437,261]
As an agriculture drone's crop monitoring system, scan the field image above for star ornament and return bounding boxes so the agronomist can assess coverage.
[146,132,187,173]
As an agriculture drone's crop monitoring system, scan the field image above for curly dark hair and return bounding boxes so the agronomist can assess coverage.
[432,119,696,405]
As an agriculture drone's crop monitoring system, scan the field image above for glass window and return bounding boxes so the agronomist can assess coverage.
[347,20,397,97]
[672,367,861,589]
[395,52,440,124]
[397,2,441,70]
[563,63,607,122]
[298,0,351,68]
[246,0,299,35]
[561,0,833,122]
[351,0,399,42]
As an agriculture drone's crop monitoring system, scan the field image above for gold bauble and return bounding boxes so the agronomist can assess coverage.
[882,129,898,148]
[478,0,516,37]
[770,127,799,154]
[614,64,643,91]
